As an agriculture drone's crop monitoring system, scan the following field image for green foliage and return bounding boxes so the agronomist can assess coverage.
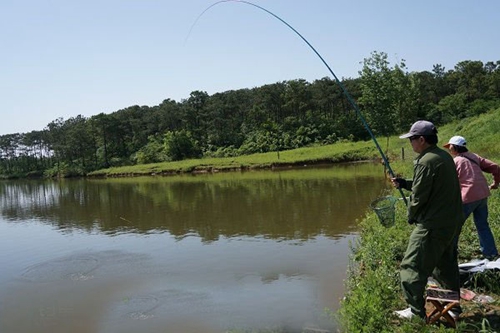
[433,93,468,124]
[468,270,500,294]
[339,254,401,332]
[204,145,240,158]
[238,121,281,154]
[358,51,395,136]
[359,51,419,136]
[43,162,85,178]
[467,98,500,117]
[133,135,167,164]
[164,130,202,161]
[338,209,407,332]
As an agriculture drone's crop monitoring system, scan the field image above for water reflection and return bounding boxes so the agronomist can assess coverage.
[0,163,386,241]
[0,163,388,332]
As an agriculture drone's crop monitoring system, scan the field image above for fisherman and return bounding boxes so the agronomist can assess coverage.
[391,120,463,320]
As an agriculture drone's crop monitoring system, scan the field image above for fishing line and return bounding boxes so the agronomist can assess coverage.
[187,0,408,206]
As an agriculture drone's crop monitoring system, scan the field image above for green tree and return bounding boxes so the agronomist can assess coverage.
[358,51,397,137]
[88,113,112,168]
[164,130,201,161]
[391,63,419,132]
[451,60,487,102]
[433,93,468,123]
[359,51,419,136]
[254,82,286,122]
[153,99,183,133]
[485,60,500,99]
[184,90,209,144]
[133,135,167,164]
[0,133,21,175]
[283,79,312,120]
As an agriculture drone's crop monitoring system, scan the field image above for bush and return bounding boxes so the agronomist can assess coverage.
[133,135,167,164]
[164,130,202,161]
[43,162,85,178]
[467,99,500,117]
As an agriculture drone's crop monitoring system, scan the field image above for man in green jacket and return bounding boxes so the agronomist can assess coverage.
[392,120,463,320]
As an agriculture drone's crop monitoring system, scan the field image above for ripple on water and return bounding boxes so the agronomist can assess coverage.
[110,295,160,320]
[20,256,99,283]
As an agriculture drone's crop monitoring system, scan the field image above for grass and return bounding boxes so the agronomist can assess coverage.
[87,141,378,177]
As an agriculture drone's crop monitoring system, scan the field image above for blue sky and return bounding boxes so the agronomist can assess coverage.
[1,0,499,136]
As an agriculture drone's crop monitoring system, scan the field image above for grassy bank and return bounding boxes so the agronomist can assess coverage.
[87,141,379,177]
[338,108,500,332]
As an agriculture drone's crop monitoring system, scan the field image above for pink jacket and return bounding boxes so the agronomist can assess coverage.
[454,152,500,204]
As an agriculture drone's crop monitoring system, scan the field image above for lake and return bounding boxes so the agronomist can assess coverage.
[0,163,387,333]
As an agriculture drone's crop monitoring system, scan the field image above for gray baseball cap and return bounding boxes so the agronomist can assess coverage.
[399,120,437,139]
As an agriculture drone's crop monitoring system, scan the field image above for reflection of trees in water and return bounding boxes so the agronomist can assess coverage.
[0,168,386,241]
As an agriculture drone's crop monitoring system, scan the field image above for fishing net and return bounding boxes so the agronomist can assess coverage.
[370,196,397,227]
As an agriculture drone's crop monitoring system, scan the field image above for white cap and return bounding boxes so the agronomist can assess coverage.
[443,135,466,148]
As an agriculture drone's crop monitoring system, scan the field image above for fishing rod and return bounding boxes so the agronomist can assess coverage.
[188,0,408,206]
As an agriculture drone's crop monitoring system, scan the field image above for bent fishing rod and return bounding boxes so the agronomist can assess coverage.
[188,0,408,206]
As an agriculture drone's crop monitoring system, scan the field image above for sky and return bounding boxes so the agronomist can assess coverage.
[1,0,499,136]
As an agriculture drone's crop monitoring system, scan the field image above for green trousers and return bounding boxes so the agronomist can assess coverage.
[400,224,460,317]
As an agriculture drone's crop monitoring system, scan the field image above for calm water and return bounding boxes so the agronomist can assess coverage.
[0,163,387,333]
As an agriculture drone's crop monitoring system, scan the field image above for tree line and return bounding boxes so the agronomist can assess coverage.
[1,51,500,178]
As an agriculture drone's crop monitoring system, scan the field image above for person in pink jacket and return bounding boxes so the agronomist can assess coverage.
[444,135,500,259]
